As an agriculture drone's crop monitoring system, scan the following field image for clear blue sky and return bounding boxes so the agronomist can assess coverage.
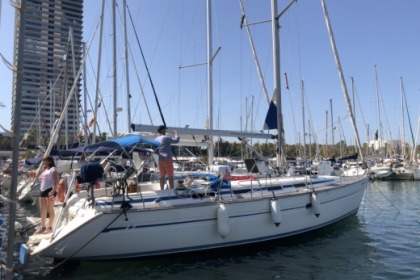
[1,0,420,147]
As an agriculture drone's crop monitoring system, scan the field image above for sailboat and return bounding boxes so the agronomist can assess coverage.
[21,0,368,261]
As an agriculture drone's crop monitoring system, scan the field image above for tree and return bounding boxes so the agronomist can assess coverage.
[0,136,12,149]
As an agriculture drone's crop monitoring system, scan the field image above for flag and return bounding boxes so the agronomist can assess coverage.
[88,115,95,127]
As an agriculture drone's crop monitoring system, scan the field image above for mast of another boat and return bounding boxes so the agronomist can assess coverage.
[320,0,364,162]
[301,81,307,164]
[7,0,27,277]
[412,116,420,162]
[400,77,417,162]
[373,65,384,158]
[92,0,105,144]
[400,77,406,160]
[123,0,132,133]
[83,42,89,146]
[112,0,117,137]
[207,0,214,167]
[330,99,334,157]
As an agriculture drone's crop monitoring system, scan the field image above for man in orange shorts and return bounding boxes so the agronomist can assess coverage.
[155,125,180,190]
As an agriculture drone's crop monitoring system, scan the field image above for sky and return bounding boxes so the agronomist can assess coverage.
[1,0,420,148]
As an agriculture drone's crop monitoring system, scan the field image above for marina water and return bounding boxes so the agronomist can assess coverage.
[1,180,419,279]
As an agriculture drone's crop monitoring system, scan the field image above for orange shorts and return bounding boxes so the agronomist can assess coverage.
[159,158,174,178]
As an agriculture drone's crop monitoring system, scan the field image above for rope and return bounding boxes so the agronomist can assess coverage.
[126,4,166,127]
[370,181,400,215]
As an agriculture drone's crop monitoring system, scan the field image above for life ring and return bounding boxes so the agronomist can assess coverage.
[29,170,36,181]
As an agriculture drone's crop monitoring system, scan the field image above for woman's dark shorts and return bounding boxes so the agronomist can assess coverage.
[40,188,53,198]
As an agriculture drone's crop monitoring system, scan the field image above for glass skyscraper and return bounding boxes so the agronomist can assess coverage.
[11,0,83,147]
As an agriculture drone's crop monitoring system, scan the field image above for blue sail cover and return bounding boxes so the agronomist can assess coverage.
[86,134,159,150]
[59,135,159,156]
[111,135,159,148]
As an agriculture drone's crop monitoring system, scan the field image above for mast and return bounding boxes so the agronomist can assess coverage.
[308,119,312,161]
[330,99,334,156]
[321,0,364,161]
[351,77,357,152]
[374,65,382,156]
[7,0,27,277]
[112,0,117,136]
[92,0,106,144]
[63,52,68,149]
[272,0,283,170]
[400,77,405,159]
[83,42,88,146]
[123,0,132,132]
[325,110,328,158]
[301,81,307,163]
[207,0,214,166]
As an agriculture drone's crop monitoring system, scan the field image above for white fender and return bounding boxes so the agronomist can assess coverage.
[217,204,230,238]
[311,192,321,217]
[270,199,282,227]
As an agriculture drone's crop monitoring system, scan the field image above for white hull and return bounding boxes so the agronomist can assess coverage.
[412,167,420,180]
[29,175,368,260]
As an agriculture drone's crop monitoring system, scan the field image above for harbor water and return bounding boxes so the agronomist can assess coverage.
[1,179,419,279]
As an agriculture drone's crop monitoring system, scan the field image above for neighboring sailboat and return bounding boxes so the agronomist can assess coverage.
[22,1,368,261]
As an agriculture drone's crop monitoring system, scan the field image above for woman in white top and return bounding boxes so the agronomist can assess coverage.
[35,156,59,234]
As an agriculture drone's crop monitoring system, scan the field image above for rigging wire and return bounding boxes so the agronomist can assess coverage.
[115,3,154,125]
[126,4,166,127]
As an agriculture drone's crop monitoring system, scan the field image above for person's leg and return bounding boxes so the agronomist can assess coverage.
[167,158,175,189]
[159,177,165,190]
[36,197,47,233]
[159,160,167,190]
[46,199,55,230]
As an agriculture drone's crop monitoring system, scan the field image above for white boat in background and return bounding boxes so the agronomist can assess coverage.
[412,166,420,180]
[368,164,393,180]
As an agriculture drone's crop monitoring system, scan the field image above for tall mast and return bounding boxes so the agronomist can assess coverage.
[321,0,363,161]
[325,110,328,158]
[123,0,132,132]
[207,0,214,166]
[330,98,334,155]
[301,80,306,162]
[374,65,382,155]
[64,52,68,149]
[83,42,88,146]
[351,77,356,151]
[7,0,27,277]
[112,0,117,136]
[92,0,106,143]
[400,76,405,159]
[272,0,283,170]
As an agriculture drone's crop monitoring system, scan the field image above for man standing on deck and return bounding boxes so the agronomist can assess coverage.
[155,125,180,190]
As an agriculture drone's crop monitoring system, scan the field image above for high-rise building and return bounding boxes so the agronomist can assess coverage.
[11,0,83,148]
